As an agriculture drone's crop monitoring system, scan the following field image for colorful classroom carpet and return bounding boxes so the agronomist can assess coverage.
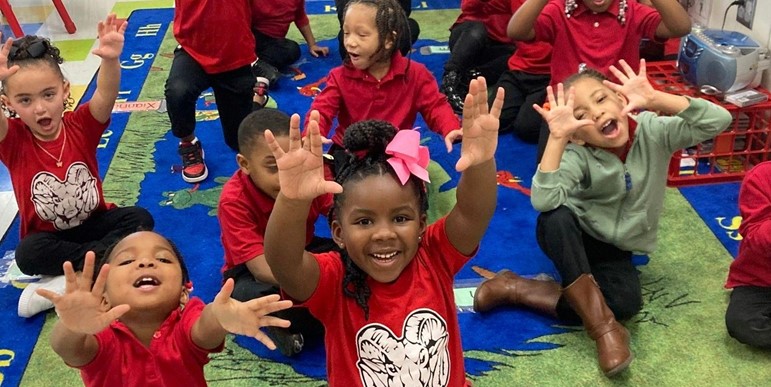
[1,3,770,386]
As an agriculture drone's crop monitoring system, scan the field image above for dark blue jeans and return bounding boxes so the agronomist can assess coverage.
[164,47,254,152]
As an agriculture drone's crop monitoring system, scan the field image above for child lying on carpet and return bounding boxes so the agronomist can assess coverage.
[36,231,293,386]
[309,0,461,175]
[473,59,732,376]
[725,160,771,350]
[265,77,503,386]
[0,14,155,318]
[219,108,336,357]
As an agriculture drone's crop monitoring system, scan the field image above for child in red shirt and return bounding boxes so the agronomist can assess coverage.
[334,0,419,60]
[37,231,293,387]
[725,161,771,349]
[508,0,691,161]
[165,0,258,183]
[218,108,334,356]
[250,0,329,89]
[0,16,155,318]
[266,78,503,386]
[440,0,515,113]
[310,0,461,174]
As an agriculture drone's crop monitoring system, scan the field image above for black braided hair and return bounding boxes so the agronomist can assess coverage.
[99,231,191,286]
[563,66,608,90]
[2,35,70,116]
[343,0,412,66]
[330,120,429,320]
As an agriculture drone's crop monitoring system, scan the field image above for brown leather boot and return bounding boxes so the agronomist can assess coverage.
[472,266,561,317]
[563,274,633,377]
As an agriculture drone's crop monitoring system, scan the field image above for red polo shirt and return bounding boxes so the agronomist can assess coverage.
[453,0,513,44]
[507,0,551,74]
[218,169,333,272]
[79,298,222,387]
[308,53,460,147]
[533,0,661,85]
[251,0,310,39]
[173,0,256,74]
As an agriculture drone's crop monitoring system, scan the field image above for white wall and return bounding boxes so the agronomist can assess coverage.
[702,0,771,88]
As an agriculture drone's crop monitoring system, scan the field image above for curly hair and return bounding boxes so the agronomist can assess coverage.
[343,0,412,66]
[1,35,70,116]
[330,120,429,320]
[563,66,608,90]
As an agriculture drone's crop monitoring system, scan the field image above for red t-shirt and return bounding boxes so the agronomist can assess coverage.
[507,0,551,74]
[78,298,223,387]
[0,103,115,238]
[726,161,771,288]
[452,0,513,44]
[173,0,256,74]
[251,0,309,39]
[301,217,474,387]
[308,53,460,147]
[218,169,333,272]
[533,0,661,85]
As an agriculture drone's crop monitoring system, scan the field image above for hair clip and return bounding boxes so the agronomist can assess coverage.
[8,39,48,60]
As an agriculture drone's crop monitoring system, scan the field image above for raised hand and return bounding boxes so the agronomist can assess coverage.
[533,83,593,141]
[604,59,656,117]
[455,77,503,172]
[91,13,127,60]
[265,111,342,201]
[0,34,19,81]
[210,279,293,350]
[36,252,130,335]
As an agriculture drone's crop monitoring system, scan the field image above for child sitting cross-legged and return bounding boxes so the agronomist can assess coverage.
[37,231,293,386]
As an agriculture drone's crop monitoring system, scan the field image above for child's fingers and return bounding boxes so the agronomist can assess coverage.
[264,130,287,159]
[460,92,475,131]
[253,331,278,350]
[637,59,646,77]
[288,114,302,151]
[617,59,635,77]
[104,304,130,321]
[80,251,97,283]
[62,261,79,292]
[455,154,472,173]
[489,87,505,120]
[259,315,292,328]
[91,262,112,296]
[214,278,235,304]
[35,288,60,302]
[607,65,628,83]
[118,19,128,35]
[323,181,344,194]
[545,85,556,107]
[251,299,294,315]
[556,83,565,105]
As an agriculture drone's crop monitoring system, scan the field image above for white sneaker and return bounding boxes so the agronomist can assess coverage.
[18,275,66,318]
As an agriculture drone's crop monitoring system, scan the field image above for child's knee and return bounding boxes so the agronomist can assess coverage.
[607,288,642,321]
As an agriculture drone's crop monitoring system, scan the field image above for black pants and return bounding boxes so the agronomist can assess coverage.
[495,70,550,143]
[223,237,336,341]
[164,47,254,152]
[536,206,642,324]
[254,30,301,70]
[15,206,154,275]
[725,286,771,349]
[445,21,514,86]
[335,0,419,59]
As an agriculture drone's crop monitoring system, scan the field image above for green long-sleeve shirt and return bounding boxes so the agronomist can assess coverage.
[531,97,732,253]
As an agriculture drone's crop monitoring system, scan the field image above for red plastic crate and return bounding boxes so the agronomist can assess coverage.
[647,61,771,187]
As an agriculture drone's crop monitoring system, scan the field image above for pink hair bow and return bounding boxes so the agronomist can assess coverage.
[386,129,430,185]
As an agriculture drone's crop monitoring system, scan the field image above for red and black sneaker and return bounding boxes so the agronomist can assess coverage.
[178,139,208,183]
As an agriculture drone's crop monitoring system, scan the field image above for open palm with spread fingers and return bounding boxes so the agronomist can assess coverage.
[210,279,293,350]
[92,13,127,60]
[533,84,593,140]
[265,111,342,201]
[604,59,656,117]
[36,252,130,335]
[456,77,504,172]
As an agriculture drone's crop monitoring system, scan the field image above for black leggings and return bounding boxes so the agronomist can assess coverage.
[15,206,154,275]
[536,206,643,324]
[445,21,514,85]
[725,286,771,349]
[253,30,301,70]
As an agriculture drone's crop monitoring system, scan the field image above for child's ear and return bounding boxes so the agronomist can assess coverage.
[384,31,396,51]
[331,220,345,248]
[179,287,190,306]
[236,153,249,174]
[419,213,427,238]
[100,295,112,313]
[63,80,71,97]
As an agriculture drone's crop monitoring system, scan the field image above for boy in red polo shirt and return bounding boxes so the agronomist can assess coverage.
[38,232,293,386]
[218,108,335,356]
[440,0,515,113]
[508,0,691,161]
[250,0,329,89]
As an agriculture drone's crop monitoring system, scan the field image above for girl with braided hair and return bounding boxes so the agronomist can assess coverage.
[508,0,691,162]
[266,77,503,386]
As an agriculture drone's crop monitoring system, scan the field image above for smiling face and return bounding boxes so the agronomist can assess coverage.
[1,63,70,141]
[332,174,426,284]
[343,3,394,77]
[238,134,286,199]
[102,232,187,316]
[569,76,630,150]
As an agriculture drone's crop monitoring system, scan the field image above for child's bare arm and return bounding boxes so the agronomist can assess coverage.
[445,77,502,255]
[649,0,691,38]
[89,13,127,124]
[192,279,292,350]
[38,253,130,367]
[265,112,343,301]
[0,36,19,142]
[507,0,548,40]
